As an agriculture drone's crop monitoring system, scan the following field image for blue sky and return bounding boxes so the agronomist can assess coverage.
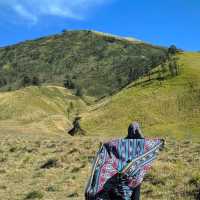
[0,0,199,51]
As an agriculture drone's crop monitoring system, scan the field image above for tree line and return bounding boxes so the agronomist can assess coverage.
[127,44,182,84]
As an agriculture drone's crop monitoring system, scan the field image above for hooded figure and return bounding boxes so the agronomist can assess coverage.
[125,122,144,200]
[85,122,165,200]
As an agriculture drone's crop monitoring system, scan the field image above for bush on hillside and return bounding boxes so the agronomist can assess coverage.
[0,78,7,87]
[168,58,179,76]
[22,75,31,87]
[63,79,75,89]
[32,76,40,86]
[75,86,83,97]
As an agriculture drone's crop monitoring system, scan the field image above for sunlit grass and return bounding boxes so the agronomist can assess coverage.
[82,52,200,140]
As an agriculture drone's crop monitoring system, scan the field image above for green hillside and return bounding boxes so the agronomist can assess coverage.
[0,52,199,138]
[82,52,200,140]
[0,30,167,97]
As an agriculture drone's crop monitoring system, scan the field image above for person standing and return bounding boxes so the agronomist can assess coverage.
[85,121,165,200]
[125,122,144,200]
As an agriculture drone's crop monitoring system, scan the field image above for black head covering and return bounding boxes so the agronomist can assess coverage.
[126,122,144,139]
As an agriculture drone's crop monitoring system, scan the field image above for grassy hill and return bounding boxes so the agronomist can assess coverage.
[82,52,200,140]
[0,52,199,138]
[0,86,87,134]
[0,30,167,98]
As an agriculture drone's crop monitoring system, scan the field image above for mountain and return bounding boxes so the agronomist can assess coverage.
[0,30,167,98]
[0,31,199,200]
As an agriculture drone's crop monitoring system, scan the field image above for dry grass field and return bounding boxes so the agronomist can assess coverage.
[0,133,200,200]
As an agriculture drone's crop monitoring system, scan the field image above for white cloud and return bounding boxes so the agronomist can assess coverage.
[13,4,38,24]
[0,0,109,24]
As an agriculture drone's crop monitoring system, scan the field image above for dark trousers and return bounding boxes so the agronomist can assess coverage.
[131,185,141,200]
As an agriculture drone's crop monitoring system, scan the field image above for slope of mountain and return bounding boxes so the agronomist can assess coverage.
[0,30,167,97]
[0,52,199,139]
[0,86,87,134]
[82,52,200,139]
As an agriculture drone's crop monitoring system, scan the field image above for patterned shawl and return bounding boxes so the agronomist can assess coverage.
[85,138,163,200]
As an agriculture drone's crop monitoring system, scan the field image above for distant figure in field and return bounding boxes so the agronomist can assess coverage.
[85,121,165,200]
[68,116,85,136]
